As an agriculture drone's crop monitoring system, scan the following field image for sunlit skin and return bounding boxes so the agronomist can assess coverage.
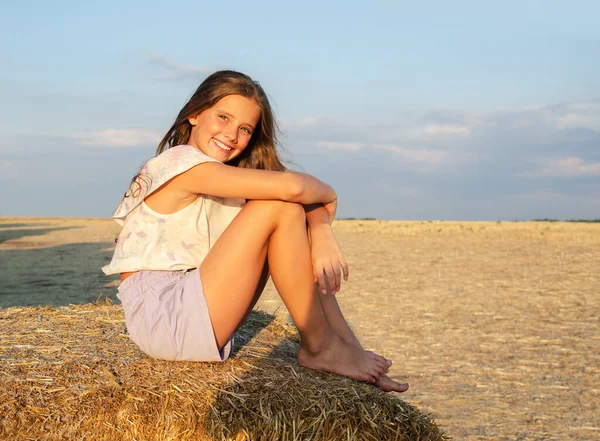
[187,94,261,163]
[128,94,409,393]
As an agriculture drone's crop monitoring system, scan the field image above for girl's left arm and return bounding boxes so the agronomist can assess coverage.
[305,204,349,295]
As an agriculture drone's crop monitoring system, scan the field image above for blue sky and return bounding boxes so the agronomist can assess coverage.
[1,0,599,220]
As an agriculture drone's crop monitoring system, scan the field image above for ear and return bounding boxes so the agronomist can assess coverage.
[188,115,198,126]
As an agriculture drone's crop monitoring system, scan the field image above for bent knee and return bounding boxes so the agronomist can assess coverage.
[245,200,305,222]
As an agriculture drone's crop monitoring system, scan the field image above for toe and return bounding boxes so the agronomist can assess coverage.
[375,357,388,371]
[375,355,387,364]
[362,372,378,384]
[368,366,383,382]
[395,382,409,393]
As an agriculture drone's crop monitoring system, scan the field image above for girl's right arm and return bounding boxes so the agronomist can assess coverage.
[170,162,336,206]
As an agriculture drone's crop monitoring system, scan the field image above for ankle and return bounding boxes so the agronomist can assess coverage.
[300,331,336,355]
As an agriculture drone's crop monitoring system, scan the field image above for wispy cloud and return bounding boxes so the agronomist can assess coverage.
[373,144,446,166]
[315,140,444,169]
[316,141,365,151]
[148,54,213,81]
[533,157,600,177]
[286,99,600,178]
[288,116,322,129]
[553,101,600,131]
[70,129,161,147]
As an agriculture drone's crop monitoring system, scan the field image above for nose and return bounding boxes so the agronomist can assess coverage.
[224,127,238,143]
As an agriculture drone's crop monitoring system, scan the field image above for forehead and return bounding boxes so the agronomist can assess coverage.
[213,94,261,125]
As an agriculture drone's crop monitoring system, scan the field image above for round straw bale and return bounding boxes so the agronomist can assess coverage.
[0,302,446,440]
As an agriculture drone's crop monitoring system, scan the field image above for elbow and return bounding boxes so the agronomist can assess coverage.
[283,173,304,202]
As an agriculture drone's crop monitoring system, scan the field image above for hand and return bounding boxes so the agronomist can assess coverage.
[323,198,337,224]
[309,225,349,294]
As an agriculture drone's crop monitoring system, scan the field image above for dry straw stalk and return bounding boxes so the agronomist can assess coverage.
[1,302,445,441]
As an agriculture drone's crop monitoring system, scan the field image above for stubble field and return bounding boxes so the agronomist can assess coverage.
[1,217,598,440]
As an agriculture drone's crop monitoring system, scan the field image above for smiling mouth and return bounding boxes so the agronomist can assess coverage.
[212,138,233,152]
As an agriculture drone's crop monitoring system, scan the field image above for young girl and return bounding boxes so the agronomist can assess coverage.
[103,70,408,393]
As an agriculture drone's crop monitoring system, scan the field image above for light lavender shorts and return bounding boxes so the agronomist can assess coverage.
[117,269,232,362]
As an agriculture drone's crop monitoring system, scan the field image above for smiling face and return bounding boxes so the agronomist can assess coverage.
[187,94,262,163]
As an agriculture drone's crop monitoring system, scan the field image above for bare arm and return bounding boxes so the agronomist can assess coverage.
[305,203,331,230]
[170,162,336,205]
[304,203,349,294]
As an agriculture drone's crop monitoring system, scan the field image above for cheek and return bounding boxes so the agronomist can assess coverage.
[240,133,254,149]
[201,117,223,135]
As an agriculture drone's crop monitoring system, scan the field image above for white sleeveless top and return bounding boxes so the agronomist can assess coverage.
[102,145,245,275]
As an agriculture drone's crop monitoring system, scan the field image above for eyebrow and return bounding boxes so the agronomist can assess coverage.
[216,109,256,130]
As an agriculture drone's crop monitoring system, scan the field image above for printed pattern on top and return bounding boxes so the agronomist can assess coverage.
[102,145,244,275]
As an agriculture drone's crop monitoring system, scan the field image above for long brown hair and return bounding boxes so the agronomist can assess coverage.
[157,70,286,171]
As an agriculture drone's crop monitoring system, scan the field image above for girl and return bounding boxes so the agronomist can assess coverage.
[103,70,408,393]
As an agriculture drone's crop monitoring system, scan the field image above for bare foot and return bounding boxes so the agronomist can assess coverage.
[336,337,409,393]
[375,375,409,393]
[297,333,388,383]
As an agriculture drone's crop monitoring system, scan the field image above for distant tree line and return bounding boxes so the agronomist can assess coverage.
[337,217,600,223]
[531,218,600,223]
[338,217,378,221]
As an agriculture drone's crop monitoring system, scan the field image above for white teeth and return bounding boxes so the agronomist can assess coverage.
[213,138,232,151]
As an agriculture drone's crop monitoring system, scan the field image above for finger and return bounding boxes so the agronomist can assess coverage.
[340,256,349,281]
[334,264,341,293]
[316,268,327,294]
[325,264,336,294]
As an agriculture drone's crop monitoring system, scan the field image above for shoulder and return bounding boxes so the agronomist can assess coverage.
[151,145,220,168]
[112,146,221,223]
[144,145,220,178]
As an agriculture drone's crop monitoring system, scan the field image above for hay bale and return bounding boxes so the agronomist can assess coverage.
[0,302,445,440]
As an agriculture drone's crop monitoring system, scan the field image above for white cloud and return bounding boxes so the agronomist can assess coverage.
[423,124,471,136]
[288,99,600,164]
[316,141,365,151]
[148,54,212,81]
[72,129,161,147]
[314,140,444,169]
[534,157,600,177]
[409,100,600,145]
[411,123,471,142]
[373,144,445,166]
[288,116,321,129]
[550,101,600,130]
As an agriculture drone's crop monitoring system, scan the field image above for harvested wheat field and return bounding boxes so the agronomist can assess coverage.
[1,217,599,440]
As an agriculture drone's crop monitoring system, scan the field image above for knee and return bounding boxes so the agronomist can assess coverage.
[245,200,306,223]
[279,200,306,221]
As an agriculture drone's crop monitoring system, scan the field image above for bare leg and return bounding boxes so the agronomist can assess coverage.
[238,261,271,328]
[316,288,362,348]
[317,291,409,393]
[200,200,388,383]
